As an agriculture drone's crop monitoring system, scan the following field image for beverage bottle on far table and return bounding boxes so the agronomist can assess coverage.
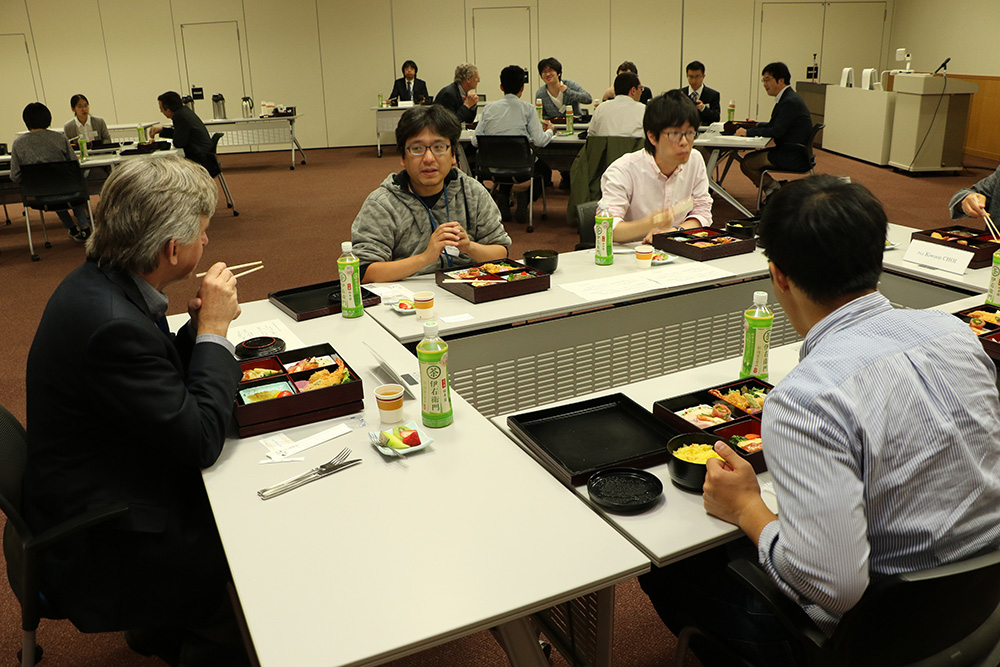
[727,100,736,123]
[740,291,773,380]
[594,205,614,266]
[987,250,1000,307]
[78,135,87,159]
[536,98,543,122]
[565,105,574,133]
[417,321,453,428]
[378,92,384,107]
[337,241,364,318]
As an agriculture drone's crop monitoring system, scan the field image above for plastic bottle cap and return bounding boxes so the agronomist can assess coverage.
[341,241,353,253]
[423,321,439,337]
[753,291,768,305]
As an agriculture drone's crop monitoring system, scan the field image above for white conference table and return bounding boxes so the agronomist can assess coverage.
[109,115,305,169]
[178,300,649,667]
[493,343,801,567]
[694,123,770,217]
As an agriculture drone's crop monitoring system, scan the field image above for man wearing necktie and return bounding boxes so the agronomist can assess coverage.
[680,61,721,125]
[390,60,428,104]
[24,155,250,665]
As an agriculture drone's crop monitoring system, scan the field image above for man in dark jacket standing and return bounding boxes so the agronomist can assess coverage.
[737,62,813,197]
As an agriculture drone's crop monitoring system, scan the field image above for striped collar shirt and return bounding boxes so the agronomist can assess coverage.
[758,291,1000,635]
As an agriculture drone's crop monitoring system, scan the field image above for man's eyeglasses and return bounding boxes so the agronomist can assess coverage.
[761,76,775,84]
[405,143,451,156]
[664,129,697,144]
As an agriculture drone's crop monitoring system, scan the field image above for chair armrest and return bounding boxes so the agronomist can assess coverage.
[23,502,130,556]
[727,558,828,652]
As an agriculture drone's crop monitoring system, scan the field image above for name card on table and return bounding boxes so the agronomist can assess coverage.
[903,240,973,275]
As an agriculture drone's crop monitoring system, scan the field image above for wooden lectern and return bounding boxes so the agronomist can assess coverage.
[889,73,978,172]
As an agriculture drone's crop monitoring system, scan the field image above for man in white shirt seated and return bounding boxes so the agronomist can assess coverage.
[599,90,712,243]
[589,72,645,138]
[473,65,554,223]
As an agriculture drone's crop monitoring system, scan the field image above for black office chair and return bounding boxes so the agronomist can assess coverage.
[575,200,599,250]
[18,161,94,261]
[672,552,1000,667]
[475,136,547,232]
[209,133,238,216]
[756,123,826,211]
[0,404,129,667]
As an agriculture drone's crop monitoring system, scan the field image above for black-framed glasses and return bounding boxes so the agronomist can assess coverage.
[761,76,775,84]
[664,130,697,143]
[405,143,451,156]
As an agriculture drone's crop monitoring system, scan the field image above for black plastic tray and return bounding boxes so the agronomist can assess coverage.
[268,280,382,321]
[507,393,683,485]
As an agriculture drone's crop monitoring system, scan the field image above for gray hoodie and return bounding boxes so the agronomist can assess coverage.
[351,168,511,278]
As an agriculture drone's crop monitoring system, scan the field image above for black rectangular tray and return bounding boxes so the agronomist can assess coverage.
[507,393,684,486]
[268,280,382,321]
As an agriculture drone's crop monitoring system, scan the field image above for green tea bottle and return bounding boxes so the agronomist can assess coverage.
[337,241,364,318]
[740,291,773,380]
[417,321,453,428]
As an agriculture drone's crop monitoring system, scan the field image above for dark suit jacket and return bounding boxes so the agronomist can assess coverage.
[434,81,477,124]
[680,85,721,125]
[24,260,240,632]
[390,77,428,103]
[160,106,218,176]
[746,86,813,171]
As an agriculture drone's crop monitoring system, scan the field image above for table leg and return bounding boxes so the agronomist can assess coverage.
[492,618,550,667]
[289,119,306,169]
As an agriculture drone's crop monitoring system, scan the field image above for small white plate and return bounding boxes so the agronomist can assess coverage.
[373,421,433,456]
[651,252,675,266]
[884,241,900,251]
[390,300,416,315]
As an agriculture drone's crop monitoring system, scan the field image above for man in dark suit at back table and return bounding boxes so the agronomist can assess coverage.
[23,155,249,666]
[679,60,721,126]
[390,59,429,104]
[737,61,813,199]
[149,90,218,176]
[434,63,480,124]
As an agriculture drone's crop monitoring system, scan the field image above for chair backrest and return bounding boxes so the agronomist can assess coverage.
[210,132,223,153]
[828,548,1000,666]
[804,123,825,168]
[206,133,224,177]
[576,200,599,248]
[475,136,533,178]
[18,161,89,208]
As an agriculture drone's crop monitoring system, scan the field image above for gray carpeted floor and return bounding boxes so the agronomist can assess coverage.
[0,144,994,666]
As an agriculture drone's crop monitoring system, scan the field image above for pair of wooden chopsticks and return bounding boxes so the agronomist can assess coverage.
[196,260,263,279]
[984,213,1000,242]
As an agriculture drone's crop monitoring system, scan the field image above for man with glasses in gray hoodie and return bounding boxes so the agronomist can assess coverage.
[351,105,511,283]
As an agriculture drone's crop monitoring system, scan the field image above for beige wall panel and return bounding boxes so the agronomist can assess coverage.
[0,0,41,142]
[169,0,250,104]
[318,0,394,147]
[242,0,327,148]
[608,0,681,102]
[100,0,181,126]
[393,0,467,101]
[682,0,755,122]
[27,0,114,127]
[889,0,1000,77]
[466,0,539,95]
[537,0,608,107]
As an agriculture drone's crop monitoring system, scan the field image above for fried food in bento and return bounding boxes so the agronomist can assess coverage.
[299,358,351,392]
[708,385,768,414]
[969,310,1000,325]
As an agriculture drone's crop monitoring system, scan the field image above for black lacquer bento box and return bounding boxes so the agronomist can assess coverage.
[435,259,550,304]
[652,378,773,474]
[650,227,756,261]
[910,226,1000,269]
[268,280,382,321]
[953,304,1000,360]
[507,393,684,486]
[233,343,363,437]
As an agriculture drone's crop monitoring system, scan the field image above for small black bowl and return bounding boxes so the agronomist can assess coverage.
[587,467,663,513]
[667,432,725,493]
[726,217,759,238]
[522,249,559,274]
[235,336,286,360]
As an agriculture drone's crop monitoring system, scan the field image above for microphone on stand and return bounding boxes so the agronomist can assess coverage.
[934,57,951,74]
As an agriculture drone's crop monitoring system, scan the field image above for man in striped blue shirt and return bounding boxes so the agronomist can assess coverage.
[640,176,1000,666]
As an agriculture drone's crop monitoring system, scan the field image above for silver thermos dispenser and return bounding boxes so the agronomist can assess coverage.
[212,93,226,119]
[241,96,254,119]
